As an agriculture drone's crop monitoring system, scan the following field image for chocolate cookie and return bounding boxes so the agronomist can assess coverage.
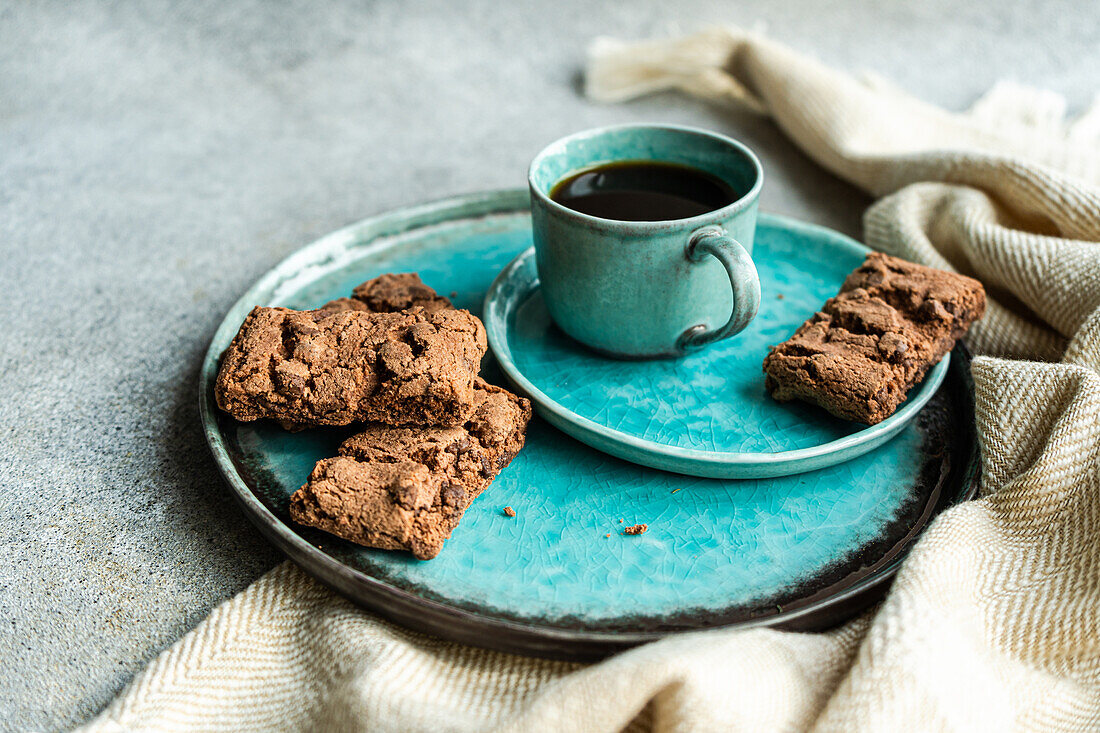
[318,272,453,315]
[290,379,533,559]
[763,253,985,424]
[215,305,487,428]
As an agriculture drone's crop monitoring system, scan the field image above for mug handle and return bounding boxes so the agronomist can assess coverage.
[677,227,761,353]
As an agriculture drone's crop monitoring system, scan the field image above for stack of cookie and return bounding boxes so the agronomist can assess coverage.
[215,274,532,559]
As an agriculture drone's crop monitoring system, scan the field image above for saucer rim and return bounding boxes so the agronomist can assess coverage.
[483,217,950,479]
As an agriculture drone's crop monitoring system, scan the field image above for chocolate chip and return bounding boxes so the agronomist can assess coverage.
[441,482,467,507]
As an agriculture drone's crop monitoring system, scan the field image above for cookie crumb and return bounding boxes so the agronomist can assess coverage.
[623,523,648,535]
[605,534,610,538]
[449,291,458,298]
[776,293,785,300]
[618,519,623,523]
[503,506,516,517]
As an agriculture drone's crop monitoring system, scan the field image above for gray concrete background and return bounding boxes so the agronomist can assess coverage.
[1,0,1097,729]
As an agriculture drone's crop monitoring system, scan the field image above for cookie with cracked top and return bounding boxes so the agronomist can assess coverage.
[318,272,453,315]
[290,379,532,559]
[763,253,985,424]
[214,304,486,429]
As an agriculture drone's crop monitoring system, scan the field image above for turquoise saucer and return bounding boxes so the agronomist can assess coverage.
[484,227,948,479]
[200,190,978,661]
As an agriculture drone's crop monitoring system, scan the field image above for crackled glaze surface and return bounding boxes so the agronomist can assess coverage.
[201,191,977,649]
[234,416,926,621]
[485,223,947,478]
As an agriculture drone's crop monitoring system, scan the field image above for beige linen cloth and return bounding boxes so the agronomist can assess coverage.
[83,27,1100,733]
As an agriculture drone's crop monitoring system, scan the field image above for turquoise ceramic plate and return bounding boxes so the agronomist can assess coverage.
[484,231,948,479]
[200,190,979,661]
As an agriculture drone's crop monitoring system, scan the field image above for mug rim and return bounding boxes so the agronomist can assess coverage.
[528,122,764,230]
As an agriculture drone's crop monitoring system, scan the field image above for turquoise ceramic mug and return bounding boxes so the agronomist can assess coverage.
[528,124,763,359]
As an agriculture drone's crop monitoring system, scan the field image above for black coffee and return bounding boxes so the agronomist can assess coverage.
[549,160,738,221]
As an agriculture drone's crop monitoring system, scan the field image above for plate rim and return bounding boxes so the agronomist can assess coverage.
[199,188,979,661]
[483,233,949,479]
